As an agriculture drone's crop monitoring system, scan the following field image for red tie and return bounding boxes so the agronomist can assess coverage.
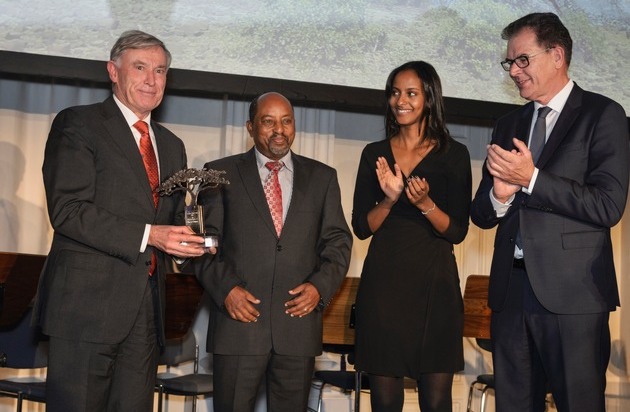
[264,161,284,238]
[134,120,160,208]
[134,120,159,275]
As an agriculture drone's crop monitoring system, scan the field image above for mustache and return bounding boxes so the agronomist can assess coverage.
[271,133,289,142]
[269,133,291,156]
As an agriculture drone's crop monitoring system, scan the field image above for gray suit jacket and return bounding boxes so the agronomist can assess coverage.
[33,96,187,344]
[471,84,629,314]
[196,148,352,356]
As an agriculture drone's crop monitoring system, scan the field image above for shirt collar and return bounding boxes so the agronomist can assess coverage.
[254,148,293,173]
[534,79,574,114]
[113,94,152,128]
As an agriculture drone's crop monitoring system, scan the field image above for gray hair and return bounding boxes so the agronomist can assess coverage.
[109,30,172,69]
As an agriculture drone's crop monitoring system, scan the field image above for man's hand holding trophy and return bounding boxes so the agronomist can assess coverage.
[158,168,229,251]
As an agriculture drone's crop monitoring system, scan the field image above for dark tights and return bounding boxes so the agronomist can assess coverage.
[369,372,454,412]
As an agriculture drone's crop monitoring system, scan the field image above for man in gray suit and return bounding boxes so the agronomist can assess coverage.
[34,31,207,412]
[471,13,629,412]
[197,92,352,412]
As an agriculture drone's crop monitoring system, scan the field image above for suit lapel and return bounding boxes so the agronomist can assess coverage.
[101,97,156,210]
[514,103,535,146]
[283,153,304,231]
[151,121,178,214]
[237,149,278,237]
[538,85,583,167]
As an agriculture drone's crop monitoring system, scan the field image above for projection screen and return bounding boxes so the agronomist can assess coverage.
[1,0,628,112]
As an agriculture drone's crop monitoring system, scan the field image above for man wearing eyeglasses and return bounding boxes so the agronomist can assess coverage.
[471,12,628,412]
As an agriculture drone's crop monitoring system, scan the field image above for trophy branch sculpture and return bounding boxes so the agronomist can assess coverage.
[158,167,230,247]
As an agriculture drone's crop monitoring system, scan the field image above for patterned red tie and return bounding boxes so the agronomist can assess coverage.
[134,120,159,275]
[134,120,160,208]
[264,161,284,238]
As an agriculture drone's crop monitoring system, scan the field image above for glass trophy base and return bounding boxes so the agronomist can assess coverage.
[203,234,219,248]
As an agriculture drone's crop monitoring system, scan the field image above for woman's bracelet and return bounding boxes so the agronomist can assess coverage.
[421,202,436,215]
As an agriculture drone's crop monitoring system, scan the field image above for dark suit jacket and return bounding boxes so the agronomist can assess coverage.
[33,96,187,344]
[471,84,629,314]
[196,148,352,357]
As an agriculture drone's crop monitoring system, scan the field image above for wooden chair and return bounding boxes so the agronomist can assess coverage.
[463,275,554,412]
[163,271,205,340]
[463,275,493,412]
[0,252,47,411]
[0,252,46,327]
[310,276,367,412]
[156,272,211,412]
[156,328,212,412]
[0,306,48,412]
[462,275,491,341]
[321,276,359,347]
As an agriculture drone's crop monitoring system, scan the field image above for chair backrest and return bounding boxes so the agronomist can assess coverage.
[163,272,204,340]
[0,307,48,369]
[322,276,359,346]
[463,275,491,339]
[159,328,197,367]
[0,252,46,327]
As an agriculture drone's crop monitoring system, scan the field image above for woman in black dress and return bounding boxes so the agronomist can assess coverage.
[352,61,472,411]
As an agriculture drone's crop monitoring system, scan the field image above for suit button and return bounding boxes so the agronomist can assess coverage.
[276,245,282,252]
[145,260,152,266]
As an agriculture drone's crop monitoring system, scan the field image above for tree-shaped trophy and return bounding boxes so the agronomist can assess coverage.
[158,168,229,247]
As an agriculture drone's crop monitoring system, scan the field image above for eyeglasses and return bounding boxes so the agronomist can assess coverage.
[500,48,551,71]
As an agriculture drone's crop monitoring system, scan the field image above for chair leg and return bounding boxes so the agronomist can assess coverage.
[480,385,493,412]
[354,371,361,412]
[466,381,478,412]
[157,386,164,412]
[305,379,323,412]
[318,382,325,412]
[16,393,23,412]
